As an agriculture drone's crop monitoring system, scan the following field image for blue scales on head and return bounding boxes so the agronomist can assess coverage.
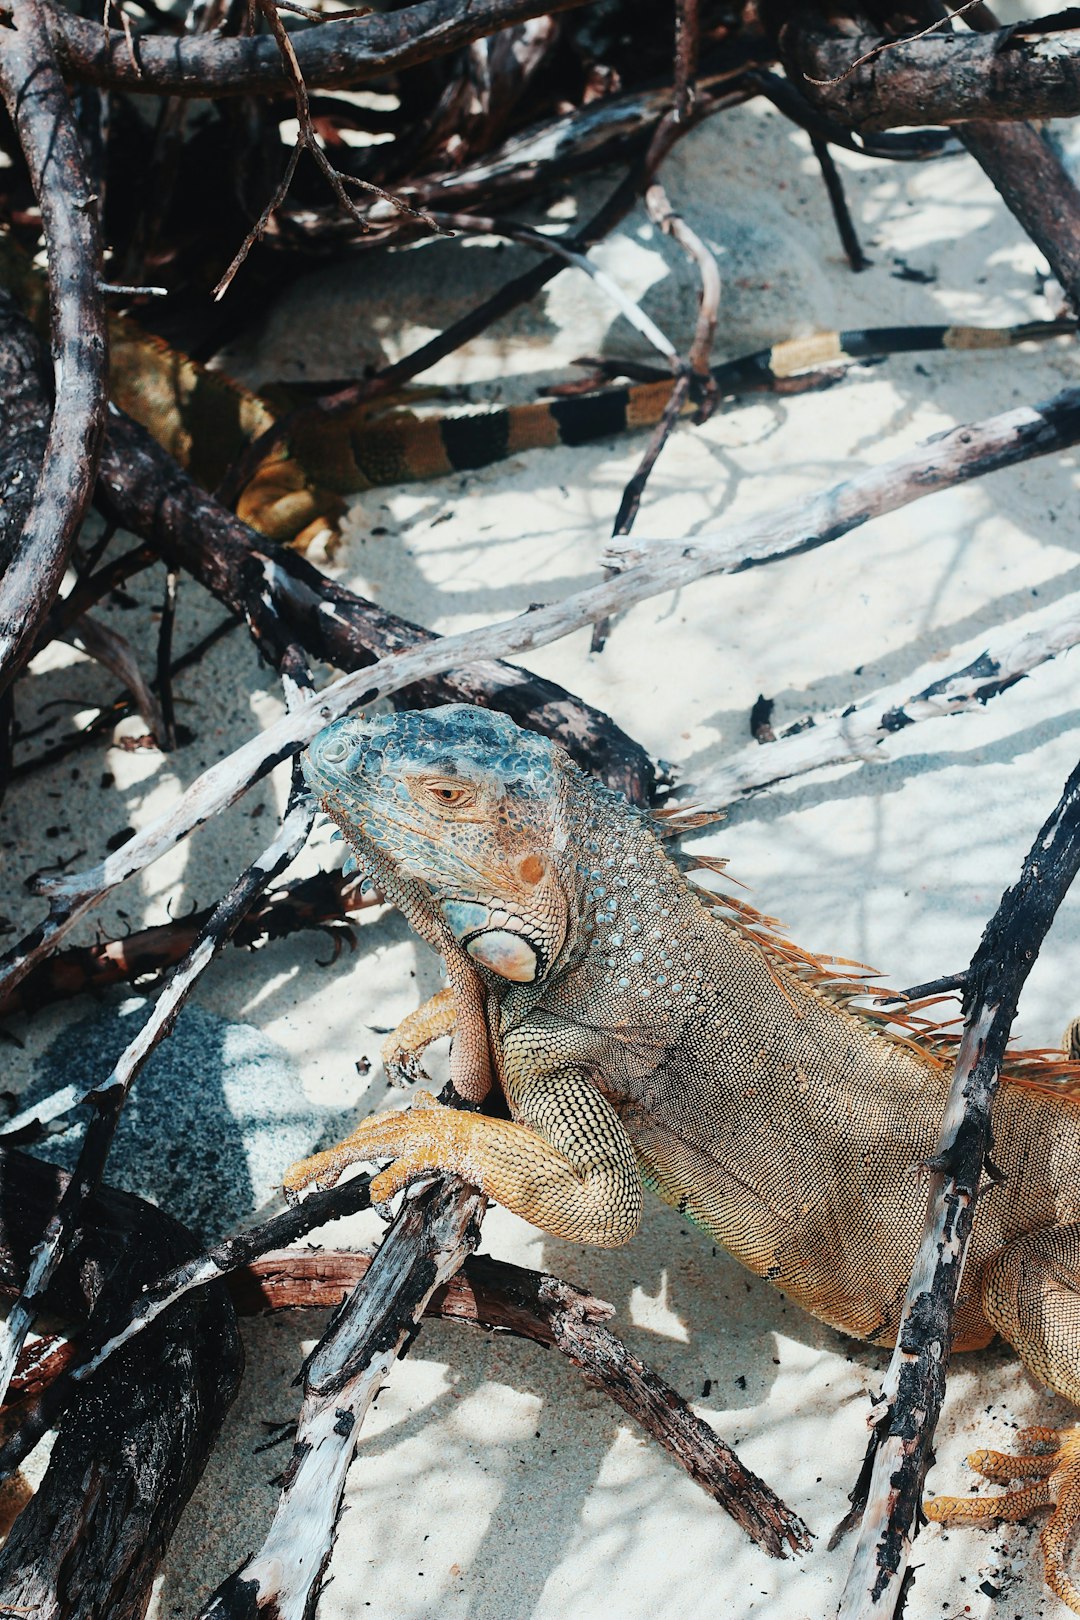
[301,705,573,986]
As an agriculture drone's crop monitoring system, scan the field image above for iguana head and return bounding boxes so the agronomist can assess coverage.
[302,705,575,985]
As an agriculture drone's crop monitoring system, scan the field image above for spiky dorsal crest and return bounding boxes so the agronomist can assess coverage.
[681,852,1080,1099]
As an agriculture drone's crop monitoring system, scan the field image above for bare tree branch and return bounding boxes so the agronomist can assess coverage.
[782,18,1080,128]
[233,1246,813,1559]
[34,0,597,96]
[0,0,108,696]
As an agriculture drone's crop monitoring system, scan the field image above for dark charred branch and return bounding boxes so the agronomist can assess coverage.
[0,1148,243,1620]
[0,867,378,1026]
[0,292,50,578]
[782,17,1080,129]
[200,1178,487,1619]
[97,408,656,805]
[34,0,597,96]
[838,755,1080,1616]
[958,120,1080,317]
[0,0,108,697]
[0,1173,373,1482]
[231,1245,812,1560]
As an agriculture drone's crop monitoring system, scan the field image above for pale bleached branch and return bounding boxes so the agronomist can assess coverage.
[689,592,1080,806]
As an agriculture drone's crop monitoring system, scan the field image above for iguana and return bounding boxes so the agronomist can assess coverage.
[287,703,1080,1611]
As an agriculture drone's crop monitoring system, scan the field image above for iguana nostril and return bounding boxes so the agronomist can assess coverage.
[321,735,350,763]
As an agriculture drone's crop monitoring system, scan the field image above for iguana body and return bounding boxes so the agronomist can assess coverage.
[289,703,1080,1610]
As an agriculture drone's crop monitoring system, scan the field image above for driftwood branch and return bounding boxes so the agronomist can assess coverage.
[5,380,1080,1010]
[0,1148,243,1620]
[200,1178,487,1618]
[838,752,1080,1617]
[691,591,1080,806]
[232,1245,812,1558]
[34,0,596,96]
[783,18,1080,128]
[0,0,108,697]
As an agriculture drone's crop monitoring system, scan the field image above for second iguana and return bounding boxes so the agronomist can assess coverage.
[287,702,1080,1611]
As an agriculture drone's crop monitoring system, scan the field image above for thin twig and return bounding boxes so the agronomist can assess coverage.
[424,210,679,364]
[592,0,718,652]
[690,596,1080,806]
[213,0,436,298]
[810,136,870,272]
[155,567,179,751]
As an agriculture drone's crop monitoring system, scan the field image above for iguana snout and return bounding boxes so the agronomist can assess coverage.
[302,705,571,983]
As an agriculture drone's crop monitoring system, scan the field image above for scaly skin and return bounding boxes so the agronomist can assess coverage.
[290,703,1080,1606]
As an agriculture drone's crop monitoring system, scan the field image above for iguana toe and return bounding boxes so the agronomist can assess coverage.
[282,1094,448,1200]
[926,1424,1080,1613]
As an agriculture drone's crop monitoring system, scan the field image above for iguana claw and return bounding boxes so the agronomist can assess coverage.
[926,1425,1080,1613]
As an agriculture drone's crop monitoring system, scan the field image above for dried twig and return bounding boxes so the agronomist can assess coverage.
[7,381,1080,1009]
[592,0,720,651]
[838,753,1080,1618]
[212,0,435,299]
[0,0,108,697]
[60,612,168,746]
[810,136,870,272]
[155,567,179,750]
[424,210,679,365]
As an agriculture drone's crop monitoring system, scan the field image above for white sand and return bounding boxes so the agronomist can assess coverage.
[5,82,1080,1620]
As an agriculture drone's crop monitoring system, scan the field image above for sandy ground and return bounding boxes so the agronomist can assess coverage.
[5,70,1080,1620]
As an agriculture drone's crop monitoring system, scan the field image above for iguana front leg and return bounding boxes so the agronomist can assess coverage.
[283,1069,643,1248]
[926,1224,1080,1611]
[381,987,456,1086]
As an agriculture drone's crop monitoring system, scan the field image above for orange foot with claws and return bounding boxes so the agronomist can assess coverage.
[283,1092,473,1208]
[926,1425,1080,1612]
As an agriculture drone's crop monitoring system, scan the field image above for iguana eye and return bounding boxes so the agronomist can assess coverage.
[420,778,476,809]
